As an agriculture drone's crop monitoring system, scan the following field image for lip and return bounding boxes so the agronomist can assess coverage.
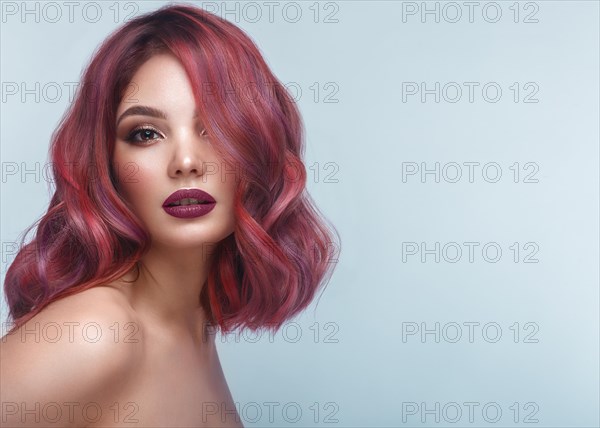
[162,188,216,219]
[163,188,216,207]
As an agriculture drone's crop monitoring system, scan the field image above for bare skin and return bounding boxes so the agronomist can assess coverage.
[1,283,243,427]
[1,53,243,427]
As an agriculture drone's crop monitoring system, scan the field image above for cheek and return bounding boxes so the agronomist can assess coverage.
[113,155,156,207]
[227,181,238,206]
[123,168,154,204]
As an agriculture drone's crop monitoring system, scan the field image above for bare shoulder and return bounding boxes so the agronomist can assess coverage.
[2,284,141,346]
[0,286,143,427]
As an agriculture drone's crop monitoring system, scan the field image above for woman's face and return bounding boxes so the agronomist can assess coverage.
[113,53,237,252]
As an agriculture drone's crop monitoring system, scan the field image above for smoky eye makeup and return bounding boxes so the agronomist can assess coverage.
[123,124,164,144]
[118,119,209,144]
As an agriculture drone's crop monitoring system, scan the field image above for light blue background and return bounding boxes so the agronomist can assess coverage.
[1,1,598,426]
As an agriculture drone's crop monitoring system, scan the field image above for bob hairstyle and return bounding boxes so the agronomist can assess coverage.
[4,3,340,334]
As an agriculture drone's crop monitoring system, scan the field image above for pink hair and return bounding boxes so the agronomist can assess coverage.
[4,4,340,333]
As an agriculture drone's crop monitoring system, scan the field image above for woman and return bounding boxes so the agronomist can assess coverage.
[1,4,340,427]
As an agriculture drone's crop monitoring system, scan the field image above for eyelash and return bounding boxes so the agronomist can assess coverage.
[124,126,208,144]
[125,126,162,144]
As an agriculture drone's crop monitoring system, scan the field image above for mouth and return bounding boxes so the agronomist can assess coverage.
[162,188,216,208]
[162,189,217,218]
[166,198,213,207]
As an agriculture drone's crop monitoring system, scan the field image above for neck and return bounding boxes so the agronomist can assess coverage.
[117,243,216,344]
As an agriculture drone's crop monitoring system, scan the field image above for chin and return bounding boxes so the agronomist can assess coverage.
[153,230,232,250]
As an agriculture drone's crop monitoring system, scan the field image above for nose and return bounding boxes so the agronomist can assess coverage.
[168,130,206,178]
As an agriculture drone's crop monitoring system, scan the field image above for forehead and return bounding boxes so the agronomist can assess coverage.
[116,53,196,116]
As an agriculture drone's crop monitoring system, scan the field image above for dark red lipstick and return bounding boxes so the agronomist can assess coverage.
[162,188,216,219]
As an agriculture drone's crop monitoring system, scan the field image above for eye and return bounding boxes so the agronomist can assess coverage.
[125,126,163,144]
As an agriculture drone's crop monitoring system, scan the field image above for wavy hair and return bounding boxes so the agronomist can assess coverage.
[3,3,340,334]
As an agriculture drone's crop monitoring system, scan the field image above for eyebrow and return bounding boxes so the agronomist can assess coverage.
[116,105,198,126]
